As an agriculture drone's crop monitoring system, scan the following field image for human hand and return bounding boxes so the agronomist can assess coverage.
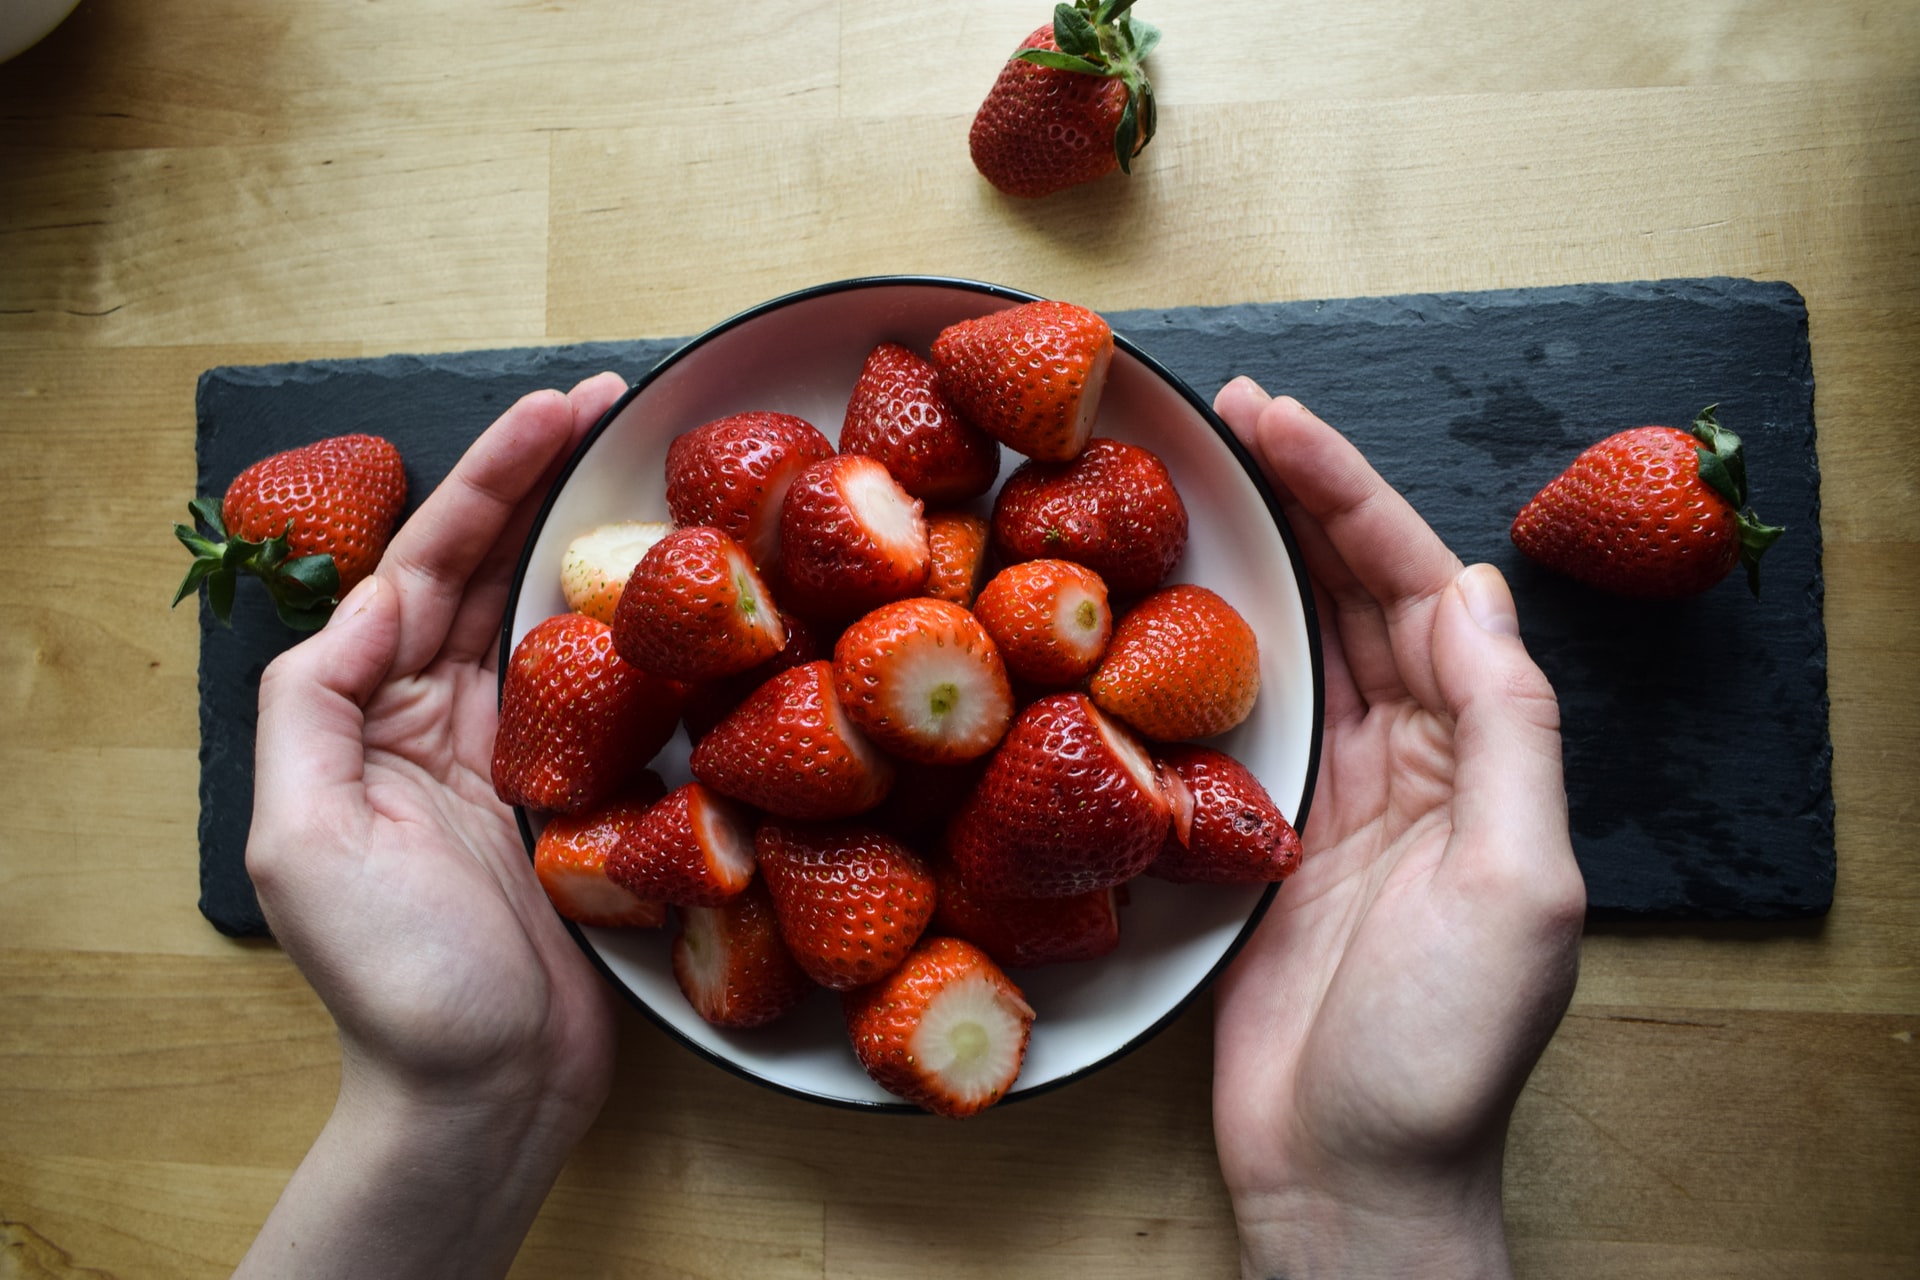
[233,373,628,1279]
[1209,381,1586,1279]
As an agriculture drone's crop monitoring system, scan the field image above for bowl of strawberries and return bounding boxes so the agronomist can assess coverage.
[494,276,1322,1115]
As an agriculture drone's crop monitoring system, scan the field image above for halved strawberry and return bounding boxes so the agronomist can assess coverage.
[561,520,672,624]
[492,613,684,814]
[680,608,823,744]
[674,878,815,1028]
[1089,584,1260,741]
[843,936,1035,1118]
[778,454,931,619]
[601,781,758,907]
[971,558,1112,687]
[832,598,1013,765]
[948,692,1170,898]
[611,526,786,683]
[931,862,1121,969]
[1149,744,1302,884]
[840,342,1001,506]
[690,661,895,820]
[755,821,937,990]
[929,301,1112,463]
[533,774,671,928]
[991,438,1188,597]
[664,411,834,574]
[921,511,992,608]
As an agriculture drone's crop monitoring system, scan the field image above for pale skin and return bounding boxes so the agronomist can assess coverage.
[233,373,1583,1279]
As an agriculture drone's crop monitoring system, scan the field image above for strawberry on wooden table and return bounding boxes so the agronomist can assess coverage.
[843,936,1036,1118]
[492,612,683,815]
[602,782,758,908]
[561,520,672,624]
[777,454,932,619]
[932,862,1122,969]
[1510,405,1785,598]
[930,300,1113,463]
[664,411,834,575]
[991,437,1187,596]
[1149,744,1301,884]
[611,525,786,682]
[755,821,937,990]
[840,341,1001,506]
[1089,583,1260,741]
[674,878,816,1029]
[972,558,1113,687]
[832,598,1014,765]
[969,1,1160,199]
[533,773,670,929]
[690,660,895,820]
[173,432,406,630]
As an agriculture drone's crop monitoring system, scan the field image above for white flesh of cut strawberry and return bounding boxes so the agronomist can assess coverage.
[881,637,1012,754]
[1051,583,1110,662]
[722,541,786,651]
[690,789,758,892]
[907,969,1036,1109]
[1089,701,1164,805]
[539,862,665,929]
[674,905,732,1016]
[840,458,927,558]
[1065,341,1112,457]
[562,521,671,620]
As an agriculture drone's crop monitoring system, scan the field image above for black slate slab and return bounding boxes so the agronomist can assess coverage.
[194,278,1831,936]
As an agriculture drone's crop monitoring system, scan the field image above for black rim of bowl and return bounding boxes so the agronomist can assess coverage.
[500,273,1326,1114]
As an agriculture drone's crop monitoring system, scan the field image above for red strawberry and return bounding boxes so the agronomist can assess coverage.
[843,936,1035,1118]
[972,559,1112,687]
[492,613,684,814]
[533,774,671,929]
[832,598,1014,765]
[930,301,1114,463]
[561,520,672,624]
[867,757,987,846]
[611,526,786,682]
[931,862,1121,969]
[674,878,816,1029]
[948,692,1170,897]
[991,437,1187,596]
[777,454,931,619]
[602,782,758,907]
[968,4,1160,199]
[1511,406,1785,597]
[755,821,937,990]
[173,433,407,630]
[664,411,834,573]
[841,342,1000,506]
[1149,744,1301,884]
[1089,584,1259,741]
[680,608,824,743]
[690,661,895,820]
[921,512,993,608]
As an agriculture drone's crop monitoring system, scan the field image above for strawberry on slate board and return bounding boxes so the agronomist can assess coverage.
[840,342,1000,506]
[674,879,815,1029]
[1510,405,1785,598]
[756,821,937,991]
[173,432,406,630]
[990,437,1187,595]
[843,935,1036,1118]
[969,1,1160,199]
[931,301,1113,463]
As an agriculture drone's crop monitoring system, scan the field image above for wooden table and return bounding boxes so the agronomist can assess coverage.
[3,2,1915,1274]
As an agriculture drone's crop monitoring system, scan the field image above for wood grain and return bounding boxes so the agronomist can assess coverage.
[1,0,1915,1275]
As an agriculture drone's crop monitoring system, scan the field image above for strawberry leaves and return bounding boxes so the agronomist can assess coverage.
[1689,405,1786,597]
[172,498,341,631]
[1014,0,1160,173]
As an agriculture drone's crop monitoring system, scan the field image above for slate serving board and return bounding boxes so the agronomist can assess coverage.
[194,277,1831,937]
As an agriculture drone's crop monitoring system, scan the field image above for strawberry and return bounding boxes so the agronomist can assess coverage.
[921,512,993,608]
[674,878,815,1029]
[610,526,786,682]
[930,301,1114,463]
[840,342,1001,506]
[867,757,987,846]
[533,774,671,929]
[173,433,407,630]
[680,608,823,743]
[968,2,1160,199]
[1148,744,1301,884]
[1089,584,1259,741]
[755,821,937,990]
[602,782,759,907]
[832,598,1014,765]
[843,936,1035,1117]
[664,411,834,574]
[932,861,1121,969]
[561,520,672,624]
[690,660,895,821]
[777,454,931,619]
[1510,406,1785,598]
[972,559,1112,687]
[991,437,1187,596]
[492,613,684,814]
[948,692,1170,897]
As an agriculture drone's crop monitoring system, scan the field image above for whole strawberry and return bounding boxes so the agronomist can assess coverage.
[1089,583,1260,741]
[931,301,1113,463]
[991,438,1188,594]
[173,433,406,630]
[1510,406,1785,598]
[969,1,1161,199]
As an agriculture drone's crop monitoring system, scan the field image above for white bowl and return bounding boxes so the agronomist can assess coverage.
[503,276,1324,1111]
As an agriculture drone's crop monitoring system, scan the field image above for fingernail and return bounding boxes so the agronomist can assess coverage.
[1234,376,1272,404]
[327,575,379,630]
[1458,564,1519,637]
